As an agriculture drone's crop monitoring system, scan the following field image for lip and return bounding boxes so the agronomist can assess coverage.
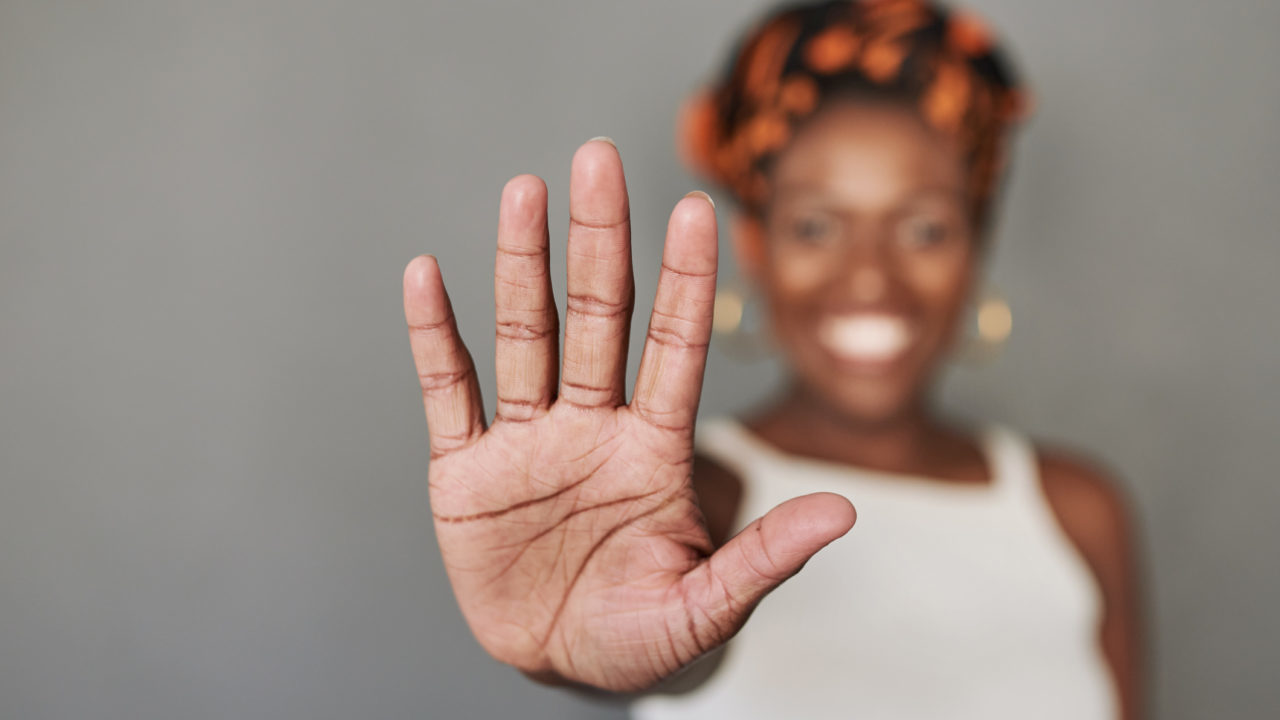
[815,312,917,373]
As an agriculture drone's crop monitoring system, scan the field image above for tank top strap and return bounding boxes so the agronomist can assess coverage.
[693,417,770,477]
[696,418,1045,500]
[980,423,1042,500]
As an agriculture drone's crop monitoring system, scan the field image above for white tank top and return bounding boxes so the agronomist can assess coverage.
[631,419,1118,720]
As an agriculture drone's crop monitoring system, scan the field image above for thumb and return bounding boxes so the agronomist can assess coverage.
[679,492,856,647]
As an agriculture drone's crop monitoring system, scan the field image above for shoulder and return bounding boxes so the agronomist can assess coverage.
[692,452,744,548]
[1032,443,1139,591]
[1035,445,1135,551]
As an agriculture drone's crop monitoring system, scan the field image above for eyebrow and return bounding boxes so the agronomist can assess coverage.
[770,183,967,204]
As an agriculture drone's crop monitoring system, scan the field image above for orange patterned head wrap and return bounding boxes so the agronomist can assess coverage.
[679,0,1031,232]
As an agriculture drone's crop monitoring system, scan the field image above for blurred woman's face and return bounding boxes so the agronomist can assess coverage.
[746,100,979,424]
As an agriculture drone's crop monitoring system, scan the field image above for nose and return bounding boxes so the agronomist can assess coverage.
[842,225,894,303]
[851,266,887,301]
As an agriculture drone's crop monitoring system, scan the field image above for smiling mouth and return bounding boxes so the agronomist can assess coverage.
[816,313,914,368]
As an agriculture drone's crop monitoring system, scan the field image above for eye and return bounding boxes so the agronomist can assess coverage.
[785,212,840,245]
[899,215,952,248]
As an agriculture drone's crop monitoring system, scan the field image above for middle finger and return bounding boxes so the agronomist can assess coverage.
[558,138,634,410]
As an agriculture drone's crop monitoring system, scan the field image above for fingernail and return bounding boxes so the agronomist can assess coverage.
[588,136,617,148]
[684,190,715,209]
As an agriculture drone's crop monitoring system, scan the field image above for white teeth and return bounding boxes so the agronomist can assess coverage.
[817,314,912,362]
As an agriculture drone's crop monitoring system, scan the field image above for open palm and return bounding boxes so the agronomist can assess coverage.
[403,140,855,692]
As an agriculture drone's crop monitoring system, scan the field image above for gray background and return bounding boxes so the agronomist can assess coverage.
[2,0,1277,718]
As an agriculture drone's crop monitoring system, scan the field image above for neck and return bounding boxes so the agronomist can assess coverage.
[744,379,987,482]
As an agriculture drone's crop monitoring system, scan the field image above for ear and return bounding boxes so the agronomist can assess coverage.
[730,214,767,284]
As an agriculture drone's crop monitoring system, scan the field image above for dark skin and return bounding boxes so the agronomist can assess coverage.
[403,140,856,694]
[402,101,1141,715]
[697,101,1143,718]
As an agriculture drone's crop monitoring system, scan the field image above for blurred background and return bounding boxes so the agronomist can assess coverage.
[2,1,1278,718]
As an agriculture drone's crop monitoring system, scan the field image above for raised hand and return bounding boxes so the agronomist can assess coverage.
[403,139,855,692]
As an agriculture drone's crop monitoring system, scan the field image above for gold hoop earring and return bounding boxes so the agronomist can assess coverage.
[957,286,1013,364]
[712,280,770,360]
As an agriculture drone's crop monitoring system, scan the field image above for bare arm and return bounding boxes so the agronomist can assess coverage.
[1039,450,1145,720]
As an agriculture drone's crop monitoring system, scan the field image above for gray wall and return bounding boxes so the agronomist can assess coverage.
[2,1,1277,718]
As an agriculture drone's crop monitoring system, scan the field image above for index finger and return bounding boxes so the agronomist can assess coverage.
[630,192,718,432]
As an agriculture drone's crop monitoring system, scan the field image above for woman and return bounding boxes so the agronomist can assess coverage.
[402,0,1141,717]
